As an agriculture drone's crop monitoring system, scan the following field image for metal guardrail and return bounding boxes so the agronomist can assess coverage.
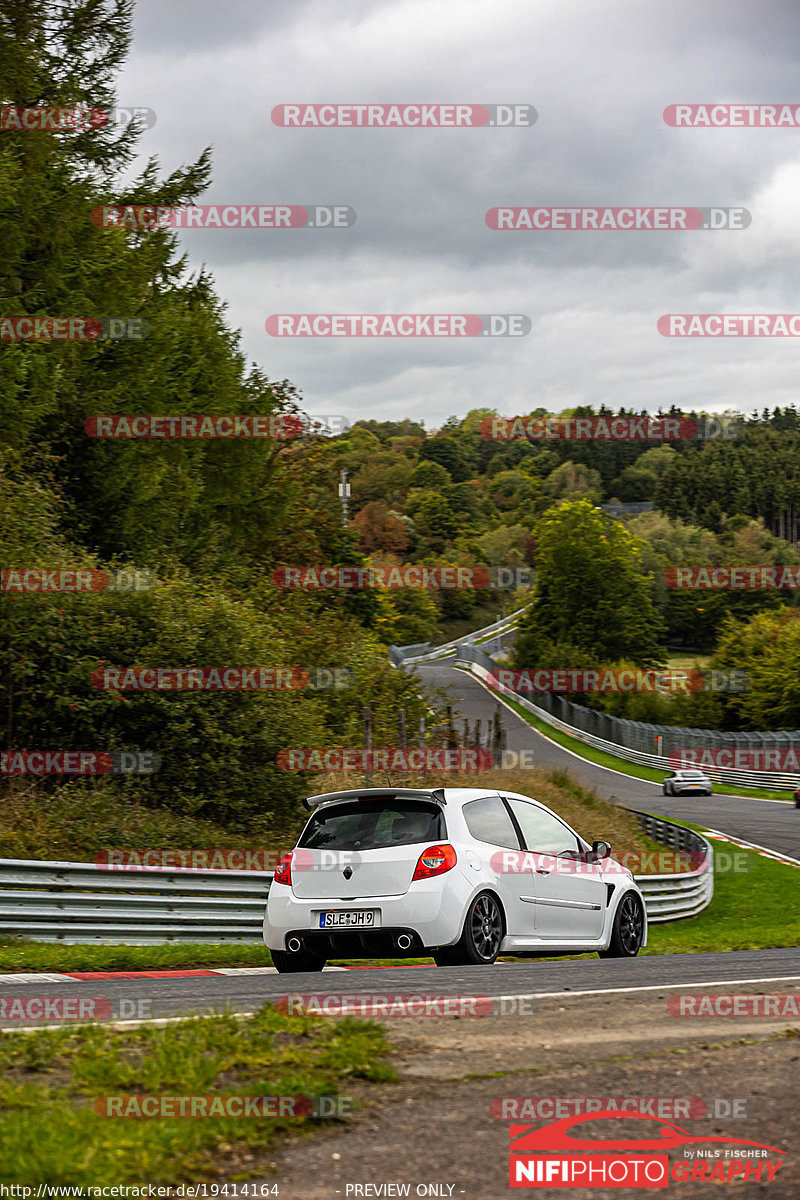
[0,809,713,942]
[627,810,714,923]
[454,648,800,792]
[0,859,273,944]
[390,608,525,667]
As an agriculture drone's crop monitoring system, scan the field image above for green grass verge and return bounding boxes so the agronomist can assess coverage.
[0,940,276,973]
[643,846,800,955]
[480,679,794,803]
[0,1005,393,1186]
[0,939,440,973]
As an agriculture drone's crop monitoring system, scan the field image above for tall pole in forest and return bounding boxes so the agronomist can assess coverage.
[338,469,350,525]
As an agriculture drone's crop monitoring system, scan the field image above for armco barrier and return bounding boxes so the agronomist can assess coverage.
[450,643,800,793]
[627,809,714,923]
[389,607,525,667]
[396,614,800,790]
[0,815,711,942]
[0,859,272,944]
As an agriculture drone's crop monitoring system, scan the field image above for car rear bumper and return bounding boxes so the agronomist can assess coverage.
[277,926,429,958]
[264,877,470,952]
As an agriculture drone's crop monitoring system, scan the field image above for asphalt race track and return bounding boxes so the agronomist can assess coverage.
[2,948,800,1029]
[415,660,800,860]
[1,656,797,1037]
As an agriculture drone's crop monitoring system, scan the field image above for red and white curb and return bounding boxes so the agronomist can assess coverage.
[702,828,800,868]
[0,964,432,985]
[0,966,348,985]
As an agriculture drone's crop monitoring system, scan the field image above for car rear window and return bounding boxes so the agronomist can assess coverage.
[298,798,445,851]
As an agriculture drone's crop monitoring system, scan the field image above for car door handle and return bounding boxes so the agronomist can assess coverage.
[535,868,551,874]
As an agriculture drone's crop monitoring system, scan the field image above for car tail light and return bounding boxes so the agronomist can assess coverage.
[412,843,457,881]
[273,852,292,886]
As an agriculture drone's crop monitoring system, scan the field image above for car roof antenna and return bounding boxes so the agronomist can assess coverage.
[431,787,446,805]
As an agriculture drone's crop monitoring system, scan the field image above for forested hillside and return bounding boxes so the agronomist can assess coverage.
[4,2,800,860]
[0,0,427,850]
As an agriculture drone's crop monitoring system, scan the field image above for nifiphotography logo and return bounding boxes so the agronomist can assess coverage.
[508,1110,784,1187]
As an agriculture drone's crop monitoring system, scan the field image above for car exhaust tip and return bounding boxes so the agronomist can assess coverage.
[396,933,413,950]
[287,936,302,953]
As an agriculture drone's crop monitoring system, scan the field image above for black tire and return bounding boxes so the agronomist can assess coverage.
[432,947,459,966]
[434,892,504,966]
[664,782,672,795]
[271,948,326,973]
[795,796,800,809]
[598,892,644,958]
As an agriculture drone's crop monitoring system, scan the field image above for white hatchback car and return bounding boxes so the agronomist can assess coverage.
[264,787,647,972]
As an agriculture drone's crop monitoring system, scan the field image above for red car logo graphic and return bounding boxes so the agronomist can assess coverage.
[510,1110,784,1154]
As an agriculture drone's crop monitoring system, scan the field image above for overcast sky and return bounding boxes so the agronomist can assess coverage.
[117,0,800,428]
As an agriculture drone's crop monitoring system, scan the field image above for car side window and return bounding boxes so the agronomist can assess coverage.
[463,795,521,849]
[504,798,580,854]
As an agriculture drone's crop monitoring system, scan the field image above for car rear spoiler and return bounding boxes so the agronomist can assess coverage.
[302,787,446,811]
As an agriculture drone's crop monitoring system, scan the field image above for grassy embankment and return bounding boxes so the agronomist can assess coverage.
[0,1005,392,1185]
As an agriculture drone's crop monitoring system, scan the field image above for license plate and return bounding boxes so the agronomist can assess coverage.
[319,910,376,928]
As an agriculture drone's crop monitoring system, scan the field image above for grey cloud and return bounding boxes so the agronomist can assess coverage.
[115,0,800,425]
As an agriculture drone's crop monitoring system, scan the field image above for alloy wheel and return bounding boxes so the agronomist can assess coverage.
[618,894,644,954]
[469,894,503,960]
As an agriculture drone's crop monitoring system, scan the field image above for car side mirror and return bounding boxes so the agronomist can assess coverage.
[591,840,611,858]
